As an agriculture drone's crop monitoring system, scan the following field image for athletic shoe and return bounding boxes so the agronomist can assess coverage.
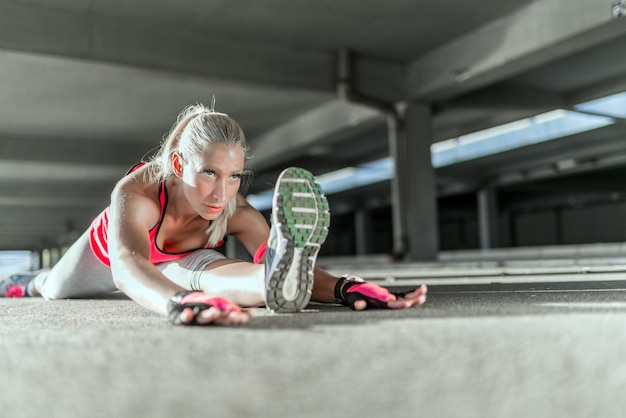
[264,167,330,313]
[0,271,40,297]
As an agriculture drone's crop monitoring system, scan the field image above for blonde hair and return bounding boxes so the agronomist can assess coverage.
[146,103,249,247]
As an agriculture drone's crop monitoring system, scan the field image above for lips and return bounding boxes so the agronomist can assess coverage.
[206,205,223,214]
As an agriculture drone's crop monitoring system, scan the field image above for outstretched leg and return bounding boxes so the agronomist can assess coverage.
[157,254,266,307]
[32,230,117,299]
[0,230,116,299]
[263,167,330,312]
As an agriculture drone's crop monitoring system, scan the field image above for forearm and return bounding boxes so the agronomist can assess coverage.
[111,252,185,315]
[311,267,341,304]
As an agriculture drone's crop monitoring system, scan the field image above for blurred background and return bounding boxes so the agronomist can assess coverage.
[1,0,626,273]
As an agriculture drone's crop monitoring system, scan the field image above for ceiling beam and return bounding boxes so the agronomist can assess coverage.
[0,196,105,208]
[436,83,564,112]
[248,100,383,171]
[407,0,626,101]
[0,1,334,92]
[0,135,147,166]
[0,3,407,102]
[0,159,128,182]
[565,73,626,105]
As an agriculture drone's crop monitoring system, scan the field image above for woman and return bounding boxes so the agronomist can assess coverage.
[1,103,427,325]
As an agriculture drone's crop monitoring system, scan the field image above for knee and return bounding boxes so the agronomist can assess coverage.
[112,277,127,294]
[40,286,67,300]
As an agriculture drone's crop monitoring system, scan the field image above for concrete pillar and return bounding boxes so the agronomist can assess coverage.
[387,115,406,258]
[477,186,499,249]
[225,236,238,259]
[49,248,60,267]
[354,207,373,255]
[30,251,41,270]
[389,102,439,260]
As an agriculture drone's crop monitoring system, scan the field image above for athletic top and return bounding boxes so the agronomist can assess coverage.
[89,163,223,267]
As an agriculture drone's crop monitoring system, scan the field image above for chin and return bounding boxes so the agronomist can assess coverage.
[201,211,221,221]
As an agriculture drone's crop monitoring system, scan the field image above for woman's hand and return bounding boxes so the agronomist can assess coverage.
[381,284,427,310]
[168,291,255,325]
[335,276,427,311]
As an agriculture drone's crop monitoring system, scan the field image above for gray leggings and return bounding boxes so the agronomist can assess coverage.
[37,229,226,300]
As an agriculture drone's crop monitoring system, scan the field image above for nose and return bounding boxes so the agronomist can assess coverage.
[212,177,227,201]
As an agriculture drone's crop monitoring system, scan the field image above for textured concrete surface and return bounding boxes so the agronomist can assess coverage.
[2,280,626,418]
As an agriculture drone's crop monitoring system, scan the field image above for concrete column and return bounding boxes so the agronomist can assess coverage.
[477,186,499,249]
[387,115,406,258]
[225,236,238,259]
[354,207,373,255]
[30,250,41,270]
[389,102,439,260]
[50,248,60,267]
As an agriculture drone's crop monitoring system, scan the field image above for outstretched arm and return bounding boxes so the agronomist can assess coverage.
[310,268,427,309]
[229,195,427,310]
[108,179,251,325]
[108,179,183,315]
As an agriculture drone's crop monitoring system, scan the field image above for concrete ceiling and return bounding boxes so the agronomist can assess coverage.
[1,0,626,250]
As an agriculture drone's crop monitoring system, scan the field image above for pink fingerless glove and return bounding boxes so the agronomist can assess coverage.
[334,275,404,310]
[167,291,241,325]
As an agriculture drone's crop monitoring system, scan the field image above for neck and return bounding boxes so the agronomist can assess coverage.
[165,177,205,224]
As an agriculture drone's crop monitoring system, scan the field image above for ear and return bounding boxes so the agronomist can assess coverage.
[172,153,184,178]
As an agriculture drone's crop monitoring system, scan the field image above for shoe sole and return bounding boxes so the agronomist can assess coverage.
[265,167,330,313]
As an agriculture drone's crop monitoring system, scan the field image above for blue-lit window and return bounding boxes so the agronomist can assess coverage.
[0,251,36,277]
[431,109,614,167]
[247,93,622,211]
[575,91,626,119]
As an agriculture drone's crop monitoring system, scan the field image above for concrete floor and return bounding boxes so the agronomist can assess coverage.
[2,275,626,418]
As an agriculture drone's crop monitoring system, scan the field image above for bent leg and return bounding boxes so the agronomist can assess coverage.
[34,230,117,300]
[157,249,265,307]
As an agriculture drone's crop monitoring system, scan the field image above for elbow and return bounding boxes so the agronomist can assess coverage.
[109,253,134,293]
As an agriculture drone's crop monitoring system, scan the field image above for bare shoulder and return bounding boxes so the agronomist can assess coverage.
[110,166,161,227]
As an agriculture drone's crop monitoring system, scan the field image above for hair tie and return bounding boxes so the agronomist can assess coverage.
[209,95,216,112]
[206,95,228,116]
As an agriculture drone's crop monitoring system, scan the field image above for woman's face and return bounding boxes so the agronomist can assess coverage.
[176,143,245,220]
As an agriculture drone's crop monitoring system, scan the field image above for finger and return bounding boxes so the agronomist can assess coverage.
[213,310,251,325]
[353,300,368,311]
[179,307,197,324]
[229,311,252,324]
[403,291,428,306]
[195,307,224,325]
[387,299,413,309]
[408,294,427,307]
[195,307,255,326]
[396,287,427,306]
[402,284,428,300]
[391,293,427,309]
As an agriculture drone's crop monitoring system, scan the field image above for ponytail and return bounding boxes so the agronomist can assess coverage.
[146,105,206,182]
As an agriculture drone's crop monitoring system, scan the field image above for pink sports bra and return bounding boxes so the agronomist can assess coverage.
[89,163,223,267]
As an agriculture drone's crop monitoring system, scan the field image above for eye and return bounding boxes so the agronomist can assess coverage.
[230,173,242,181]
[203,170,216,177]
